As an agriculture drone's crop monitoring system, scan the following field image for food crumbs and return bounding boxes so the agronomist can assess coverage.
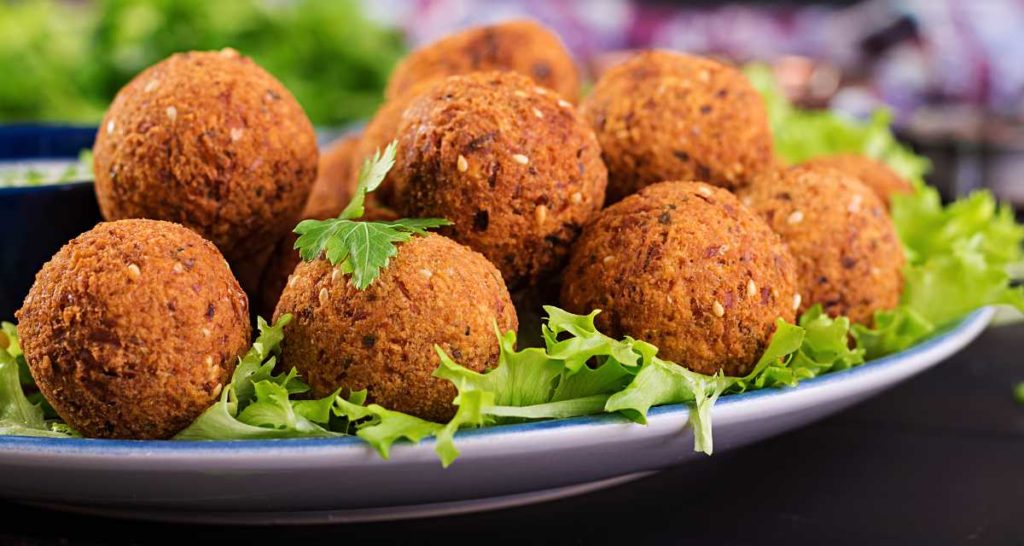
[512,154,529,165]
[166,106,177,121]
[787,210,804,224]
[848,194,863,213]
[712,300,725,317]
[126,264,141,279]
[457,154,469,173]
[747,279,757,297]
[534,204,548,225]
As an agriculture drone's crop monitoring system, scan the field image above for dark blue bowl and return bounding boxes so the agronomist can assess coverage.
[0,125,102,320]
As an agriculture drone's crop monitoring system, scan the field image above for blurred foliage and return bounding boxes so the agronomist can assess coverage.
[0,0,407,126]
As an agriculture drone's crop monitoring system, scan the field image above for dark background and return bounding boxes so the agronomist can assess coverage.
[1,322,1020,545]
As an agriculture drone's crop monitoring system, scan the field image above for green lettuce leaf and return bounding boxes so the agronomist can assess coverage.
[0,323,72,438]
[176,315,343,440]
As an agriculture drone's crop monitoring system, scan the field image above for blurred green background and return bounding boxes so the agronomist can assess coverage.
[0,0,407,126]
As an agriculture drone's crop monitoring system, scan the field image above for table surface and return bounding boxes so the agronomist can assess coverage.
[1,323,1021,546]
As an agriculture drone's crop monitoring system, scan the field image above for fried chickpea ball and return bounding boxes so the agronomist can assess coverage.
[561,182,798,376]
[15,220,251,439]
[802,154,913,208]
[581,50,774,202]
[389,71,608,287]
[274,234,518,422]
[386,20,579,102]
[739,164,905,325]
[93,49,318,263]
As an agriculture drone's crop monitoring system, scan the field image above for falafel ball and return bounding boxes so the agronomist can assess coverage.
[389,71,608,287]
[561,181,798,376]
[274,234,518,422]
[386,20,580,102]
[580,51,774,203]
[739,164,905,325]
[801,154,914,208]
[93,49,318,263]
[15,219,251,439]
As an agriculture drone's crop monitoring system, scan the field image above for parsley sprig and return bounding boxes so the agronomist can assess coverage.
[293,141,450,289]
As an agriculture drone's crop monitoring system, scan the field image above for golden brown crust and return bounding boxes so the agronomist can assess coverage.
[580,50,774,202]
[389,71,608,287]
[93,49,318,263]
[739,164,905,325]
[801,154,913,208]
[273,234,518,422]
[386,20,579,102]
[15,220,251,439]
[561,181,797,376]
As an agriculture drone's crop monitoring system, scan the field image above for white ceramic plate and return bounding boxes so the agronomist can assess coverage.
[0,308,993,525]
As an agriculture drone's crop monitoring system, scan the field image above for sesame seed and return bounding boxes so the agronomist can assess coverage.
[144,80,159,93]
[603,255,615,264]
[557,99,572,108]
[126,264,141,279]
[287,275,297,288]
[534,86,547,95]
[166,106,177,121]
[534,204,548,225]
[212,383,224,397]
[848,194,863,214]
[205,355,214,366]
[172,262,183,274]
[792,294,802,310]
[219,47,237,57]
[106,120,115,135]
[319,287,329,305]
[787,210,804,224]
[512,154,529,165]
[230,128,244,142]
[514,90,528,98]
[747,279,757,297]
[698,70,710,82]
[201,328,211,337]
[331,268,341,282]
[532,107,544,119]
[418,268,433,279]
[697,186,713,197]
[457,154,469,172]
[712,300,725,317]
[570,191,583,205]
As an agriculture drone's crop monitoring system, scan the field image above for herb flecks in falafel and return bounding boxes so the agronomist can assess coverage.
[293,141,451,289]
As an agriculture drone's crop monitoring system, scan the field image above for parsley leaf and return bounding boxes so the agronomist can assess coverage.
[293,140,450,289]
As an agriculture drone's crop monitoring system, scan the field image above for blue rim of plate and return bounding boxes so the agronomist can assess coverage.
[0,307,992,455]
